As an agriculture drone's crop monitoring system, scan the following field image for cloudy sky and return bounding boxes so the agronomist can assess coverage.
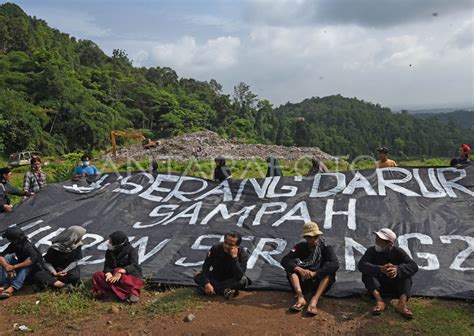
[6,0,474,109]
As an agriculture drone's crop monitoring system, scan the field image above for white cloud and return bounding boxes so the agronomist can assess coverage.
[150,36,241,74]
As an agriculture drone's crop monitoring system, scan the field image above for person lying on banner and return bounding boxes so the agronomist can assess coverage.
[450,143,471,168]
[72,154,100,180]
[92,231,144,304]
[281,221,339,316]
[213,156,232,182]
[0,167,33,213]
[34,226,86,292]
[23,156,47,193]
[358,228,419,319]
[0,227,45,300]
[194,231,250,300]
[375,147,397,168]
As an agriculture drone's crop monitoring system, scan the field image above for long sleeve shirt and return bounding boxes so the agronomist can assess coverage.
[358,246,419,279]
[103,246,142,278]
[0,182,28,211]
[281,241,339,276]
[0,240,44,271]
[201,243,249,283]
[23,171,46,193]
[43,247,82,274]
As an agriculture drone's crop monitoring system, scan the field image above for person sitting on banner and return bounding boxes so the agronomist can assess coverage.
[266,156,283,177]
[92,231,144,304]
[73,155,100,179]
[34,226,86,292]
[194,231,250,300]
[450,144,471,167]
[214,156,232,182]
[375,147,397,168]
[281,221,339,316]
[0,227,45,300]
[0,167,32,213]
[306,158,329,177]
[24,156,47,193]
[358,228,419,319]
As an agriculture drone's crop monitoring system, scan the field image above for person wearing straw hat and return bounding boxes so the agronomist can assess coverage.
[281,221,339,316]
[358,228,419,319]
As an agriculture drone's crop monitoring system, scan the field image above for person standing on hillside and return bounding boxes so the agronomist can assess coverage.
[73,155,100,179]
[450,144,471,167]
[194,231,250,300]
[375,147,397,168]
[358,228,419,319]
[213,156,232,182]
[306,158,329,177]
[23,156,46,193]
[0,167,32,213]
[281,222,339,316]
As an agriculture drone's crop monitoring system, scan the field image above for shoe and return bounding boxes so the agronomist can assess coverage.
[58,284,74,293]
[127,295,140,304]
[223,288,239,300]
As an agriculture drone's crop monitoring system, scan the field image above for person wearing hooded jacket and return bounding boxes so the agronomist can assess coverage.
[34,226,86,291]
[0,227,44,299]
[92,231,144,303]
[213,156,232,182]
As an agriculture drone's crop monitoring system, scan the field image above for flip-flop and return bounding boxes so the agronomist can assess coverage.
[372,302,386,315]
[306,305,318,316]
[289,302,306,312]
[398,307,414,319]
[0,291,13,300]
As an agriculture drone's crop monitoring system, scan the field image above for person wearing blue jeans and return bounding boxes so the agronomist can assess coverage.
[0,254,32,291]
[0,227,44,299]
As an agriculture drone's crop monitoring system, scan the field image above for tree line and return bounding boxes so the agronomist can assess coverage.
[0,3,472,159]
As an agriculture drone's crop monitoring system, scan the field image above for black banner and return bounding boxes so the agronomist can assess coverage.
[1,166,473,299]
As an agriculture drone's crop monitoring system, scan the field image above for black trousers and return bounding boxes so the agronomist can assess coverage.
[362,274,413,298]
[287,272,336,297]
[194,272,249,295]
[34,267,81,290]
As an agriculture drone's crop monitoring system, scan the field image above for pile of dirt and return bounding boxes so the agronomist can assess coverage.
[105,131,336,162]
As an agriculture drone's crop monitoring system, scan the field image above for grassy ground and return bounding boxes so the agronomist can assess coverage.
[5,286,473,335]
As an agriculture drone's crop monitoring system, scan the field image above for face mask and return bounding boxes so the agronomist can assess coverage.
[107,242,115,250]
[83,161,90,167]
[32,166,40,171]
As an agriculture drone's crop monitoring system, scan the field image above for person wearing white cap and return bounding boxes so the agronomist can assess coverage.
[281,221,339,316]
[358,228,419,319]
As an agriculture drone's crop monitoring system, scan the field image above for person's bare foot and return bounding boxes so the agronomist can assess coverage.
[306,305,318,316]
[289,296,307,312]
[372,301,386,315]
[397,304,414,319]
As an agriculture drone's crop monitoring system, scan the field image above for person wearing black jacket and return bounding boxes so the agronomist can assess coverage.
[194,231,250,300]
[92,231,144,303]
[34,226,86,291]
[213,156,232,182]
[0,227,44,299]
[0,167,31,213]
[281,222,339,316]
[358,228,419,319]
[266,157,283,177]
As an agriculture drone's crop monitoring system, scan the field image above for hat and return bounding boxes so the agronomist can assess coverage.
[373,228,397,243]
[302,221,323,237]
[461,144,471,155]
[376,147,389,154]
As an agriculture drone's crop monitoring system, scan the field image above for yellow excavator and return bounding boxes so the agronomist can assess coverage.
[111,130,157,156]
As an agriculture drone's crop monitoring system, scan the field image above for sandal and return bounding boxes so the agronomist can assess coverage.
[289,299,306,312]
[306,305,318,316]
[372,302,386,315]
[398,307,414,319]
[0,290,13,300]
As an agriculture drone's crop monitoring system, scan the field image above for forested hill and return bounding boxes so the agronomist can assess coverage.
[0,3,472,158]
[412,110,474,131]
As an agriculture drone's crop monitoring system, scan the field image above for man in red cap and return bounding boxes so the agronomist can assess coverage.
[358,228,419,319]
[450,144,471,168]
